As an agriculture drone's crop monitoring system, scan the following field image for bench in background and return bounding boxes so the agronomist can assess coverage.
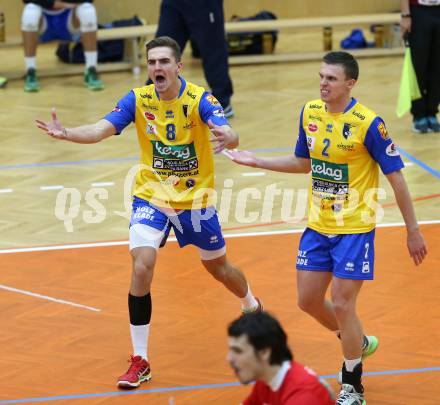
[1,13,402,80]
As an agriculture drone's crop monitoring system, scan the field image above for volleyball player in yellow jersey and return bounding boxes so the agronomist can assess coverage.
[230,51,427,405]
[35,36,262,389]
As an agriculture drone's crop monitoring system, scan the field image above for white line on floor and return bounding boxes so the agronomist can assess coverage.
[40,185,64,191]
[0,220,438,254]
[242,172,266,177]
[91,182,115,187]
[0,284,101,312]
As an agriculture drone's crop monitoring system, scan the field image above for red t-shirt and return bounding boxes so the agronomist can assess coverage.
[242,362,334,405]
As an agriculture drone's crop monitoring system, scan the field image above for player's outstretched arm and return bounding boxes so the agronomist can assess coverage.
[386,170,427,265]
[36,108,116,144]
[208,119,238,153]
[227,149,311,174]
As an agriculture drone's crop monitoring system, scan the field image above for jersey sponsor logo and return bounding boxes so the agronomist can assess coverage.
[308,123,318,132]
[337,143,355,152]
[183,121,196,130]
[186,91,196,99]
[362,261,370,273]
[111,106,121,113]
[213,108,225,118]
[345,262,355,272]
[352,110,365,120]
[183,104,189,117]
[140,93,153,99]
[154,169,199,178]
[342,123,354,139]
[312,181,348,196]
[309,103,322,109]
[133,205,156,221]
[307,135,316,151]
[311,158,348,182]
[298,250,307,258]
[332,202,343,212]
[145,112,156,120]
[297,257,308,265]
[147,122,157,135]
[326,123,333,133]
[166,110,174,119]
[206,95,220,105]
[152,141,198,172]
[142,103,158,110]
[309,114,322,122]
[377,122,389,140]
[386,143,399,156]
[297,249,308,265]
[186,178,196,188]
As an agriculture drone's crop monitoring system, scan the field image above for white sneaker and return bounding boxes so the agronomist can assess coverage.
[336,384,366,405]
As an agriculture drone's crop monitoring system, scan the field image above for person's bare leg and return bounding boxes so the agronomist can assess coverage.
[130,246,156,296]
[202,254,248,297]
[331,277,364,359]
[80,30,97,52]
[117,246,156,389]
[297,270,339,331]
[22,31,39,57]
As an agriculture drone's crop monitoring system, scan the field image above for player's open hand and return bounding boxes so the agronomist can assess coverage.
[35,108,67,140]
[208,119,236,153]
[407,229,427,266]
[225,149,258,167]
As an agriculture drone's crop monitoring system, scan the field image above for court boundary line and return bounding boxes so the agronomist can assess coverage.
[0,366,438,404]
[0,284,101,312]
[397,147,440,179]
[1,146,439,179]
[0,220,439,255]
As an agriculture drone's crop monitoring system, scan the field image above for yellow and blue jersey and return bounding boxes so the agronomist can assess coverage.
[295,98,404,234]
[105,77,228,209]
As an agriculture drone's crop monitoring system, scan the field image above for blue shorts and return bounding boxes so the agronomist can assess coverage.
[40,9,75,42]
[296,227,375,280]
[130,196,225,251]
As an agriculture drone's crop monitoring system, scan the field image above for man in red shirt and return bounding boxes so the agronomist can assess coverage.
[227,312,335,405]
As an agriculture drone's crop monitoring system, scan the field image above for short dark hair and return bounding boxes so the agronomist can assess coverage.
[323,51,359,80]
[228,311,293,365]
[146,36,182,62]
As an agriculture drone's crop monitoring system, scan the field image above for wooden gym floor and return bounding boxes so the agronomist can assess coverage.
[0,36,439,404]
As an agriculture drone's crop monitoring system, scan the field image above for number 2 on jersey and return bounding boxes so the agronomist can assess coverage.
[322,138,330,157]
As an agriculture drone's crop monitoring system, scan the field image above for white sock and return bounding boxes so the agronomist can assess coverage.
[25,57,36,70]
[84,51,97,69]
[344,357,362,372]
[240,284,259,311]
[130,324,149,360]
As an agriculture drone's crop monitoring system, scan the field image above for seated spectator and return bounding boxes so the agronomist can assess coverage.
[21,0,104,92]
